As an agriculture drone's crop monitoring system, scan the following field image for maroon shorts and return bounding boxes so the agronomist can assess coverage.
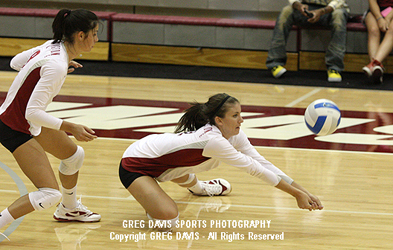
[118,161,147,189]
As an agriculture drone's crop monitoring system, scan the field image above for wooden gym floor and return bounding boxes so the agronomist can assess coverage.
[0,70,392,250]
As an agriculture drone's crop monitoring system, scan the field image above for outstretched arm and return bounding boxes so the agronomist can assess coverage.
[206,131,323,210]
[290,181,323,210]
[275,179,323,211]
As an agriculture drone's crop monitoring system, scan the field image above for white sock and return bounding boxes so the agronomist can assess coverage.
[61,185,78,209]
[0,208,15,230]
[188,181,204,194]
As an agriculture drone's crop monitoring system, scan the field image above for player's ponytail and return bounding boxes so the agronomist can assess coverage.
[175,93,238,133]
[52,9,98,44]
[52,9,71,43]
[175,102,208,133]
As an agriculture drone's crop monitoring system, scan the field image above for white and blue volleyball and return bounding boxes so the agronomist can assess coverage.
[304,99,341,136]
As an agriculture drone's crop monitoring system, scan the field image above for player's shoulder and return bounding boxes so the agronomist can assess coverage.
[41,58,68,77]
[42,42,68,73]
[196,124,221,138]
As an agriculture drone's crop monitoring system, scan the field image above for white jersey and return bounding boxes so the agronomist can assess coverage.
[122,124,293,186]
[0,40,68,136]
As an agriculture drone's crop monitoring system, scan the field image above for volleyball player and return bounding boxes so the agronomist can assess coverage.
[119,93,324,229]
[0,9,101,238]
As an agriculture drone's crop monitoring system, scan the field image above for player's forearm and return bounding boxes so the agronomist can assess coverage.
[60,120,76,133]
[290,181,312,196]
[275,179,305,198]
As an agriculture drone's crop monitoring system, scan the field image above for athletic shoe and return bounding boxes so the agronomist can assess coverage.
[53,199,101,222]
[363,59,384,83]
[327,69,342,82]
[362,62,373,77]
[271,65,287,78]
[189,178,232,196]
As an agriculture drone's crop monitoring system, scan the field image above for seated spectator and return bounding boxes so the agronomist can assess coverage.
[266,0,350,82]
[362,0,393,83]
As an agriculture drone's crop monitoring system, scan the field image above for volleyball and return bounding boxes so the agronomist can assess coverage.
[304,99,341,136]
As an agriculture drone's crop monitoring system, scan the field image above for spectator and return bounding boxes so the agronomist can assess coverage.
[362,0,393,83]
[266,0,350,82]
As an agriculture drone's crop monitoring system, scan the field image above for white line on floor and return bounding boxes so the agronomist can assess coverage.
[285,88,321,107]
[81,194,393,217]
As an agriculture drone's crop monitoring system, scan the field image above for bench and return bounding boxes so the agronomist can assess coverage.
[0,7,372,72]
[110,13,369,72]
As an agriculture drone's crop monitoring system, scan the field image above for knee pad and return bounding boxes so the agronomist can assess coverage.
[28,188,62,211]
[147,213,179,230]
[59,146,84,175]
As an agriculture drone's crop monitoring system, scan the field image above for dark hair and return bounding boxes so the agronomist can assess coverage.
[175,93,239,133]
[52,9,98,44]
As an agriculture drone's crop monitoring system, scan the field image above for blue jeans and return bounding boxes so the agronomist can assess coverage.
[266,4,349,72]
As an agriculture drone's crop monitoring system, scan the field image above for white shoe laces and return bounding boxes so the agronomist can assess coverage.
[75,196,92,214]
[202,181,222,196]
[62,196,91,214]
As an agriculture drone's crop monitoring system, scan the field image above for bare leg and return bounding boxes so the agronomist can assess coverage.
[364,12,381,61]
[8,139,59,219]
[171,174,197,188]
[33,127,100,222]
[34,127,79,189]
[127,176,178,220]
[374,21,393,62]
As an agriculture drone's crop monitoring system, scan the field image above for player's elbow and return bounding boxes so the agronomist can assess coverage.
[25,108,40,123]
[10,59,21,72]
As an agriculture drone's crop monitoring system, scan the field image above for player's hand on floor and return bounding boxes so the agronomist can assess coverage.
[308,193,324,210]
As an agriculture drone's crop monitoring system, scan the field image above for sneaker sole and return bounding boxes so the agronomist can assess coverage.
[273,68,287,79]
[53,215,101,223]
[372,67,383,78]
[362,67,372,77]
[372,67,383,83]
[328,77,342,82]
